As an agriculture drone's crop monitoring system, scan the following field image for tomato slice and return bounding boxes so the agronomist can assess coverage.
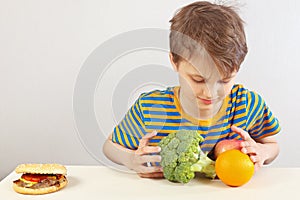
[21,174,49,182]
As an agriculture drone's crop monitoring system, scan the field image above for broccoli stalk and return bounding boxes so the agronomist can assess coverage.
[158,130,216,183]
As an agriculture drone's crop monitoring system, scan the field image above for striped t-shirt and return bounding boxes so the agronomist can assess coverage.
[112,84,281,153]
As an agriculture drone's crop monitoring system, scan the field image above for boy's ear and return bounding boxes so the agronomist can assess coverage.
[169,52,179,72]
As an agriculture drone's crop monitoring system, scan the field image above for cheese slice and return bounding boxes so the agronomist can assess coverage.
[20,178,38,187]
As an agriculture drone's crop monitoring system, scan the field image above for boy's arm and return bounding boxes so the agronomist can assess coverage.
[254,136,279,165]
[231,126,279,171]
[103,131,164,178]
[103,133,135,166]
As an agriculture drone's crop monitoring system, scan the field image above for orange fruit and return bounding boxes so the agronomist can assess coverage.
[215,149,255,187]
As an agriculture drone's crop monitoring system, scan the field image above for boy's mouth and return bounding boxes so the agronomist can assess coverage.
[197,97,218,105]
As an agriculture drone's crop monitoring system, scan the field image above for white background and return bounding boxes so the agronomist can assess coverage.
[1,0,299,180]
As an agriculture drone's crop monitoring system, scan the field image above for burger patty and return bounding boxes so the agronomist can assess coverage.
[13,175,67,189]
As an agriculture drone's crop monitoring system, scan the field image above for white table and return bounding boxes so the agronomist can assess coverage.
[0,166,299,200]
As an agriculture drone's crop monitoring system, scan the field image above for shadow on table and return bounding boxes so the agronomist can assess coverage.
[147,173,228,188]
[65,176,80,189]
[194,174,226,188]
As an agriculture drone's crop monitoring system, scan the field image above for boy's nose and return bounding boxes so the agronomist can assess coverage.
[202,82,220,98]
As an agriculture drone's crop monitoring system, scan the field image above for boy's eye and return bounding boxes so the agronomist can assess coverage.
[192,78,205,83]
[219,79,231,84]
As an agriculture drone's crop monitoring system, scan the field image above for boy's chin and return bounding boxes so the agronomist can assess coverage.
[196,103,213,111]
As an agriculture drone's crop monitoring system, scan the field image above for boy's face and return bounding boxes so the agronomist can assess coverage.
[170,53,236,117]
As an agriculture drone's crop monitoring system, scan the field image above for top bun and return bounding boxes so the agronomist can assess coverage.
[15,164,67,175]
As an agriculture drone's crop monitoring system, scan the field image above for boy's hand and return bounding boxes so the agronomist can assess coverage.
[231,126,266,171]
[129,130,163,178]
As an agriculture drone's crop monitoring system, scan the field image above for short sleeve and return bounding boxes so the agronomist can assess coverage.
[112,97,148,149]
[247,92,281,139]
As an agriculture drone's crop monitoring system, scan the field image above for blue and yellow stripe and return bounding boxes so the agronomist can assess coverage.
[112,84,281,153]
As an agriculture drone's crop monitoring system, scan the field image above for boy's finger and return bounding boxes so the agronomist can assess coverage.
[141,146,161,154]
[139,130,157,147]
[141,166,163,174]
[143,130,158,138]
[231,125,251,141]
[140,155,162,163]
[138,172,164,178]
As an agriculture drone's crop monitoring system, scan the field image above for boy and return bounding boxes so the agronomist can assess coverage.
[103,1,281,178]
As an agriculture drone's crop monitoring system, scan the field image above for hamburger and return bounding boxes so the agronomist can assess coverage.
[13,163,68,195]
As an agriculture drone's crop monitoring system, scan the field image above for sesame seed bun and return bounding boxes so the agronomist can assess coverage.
[15,163,67,175]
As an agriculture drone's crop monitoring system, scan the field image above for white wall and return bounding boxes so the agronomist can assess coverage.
[1,0,299,180]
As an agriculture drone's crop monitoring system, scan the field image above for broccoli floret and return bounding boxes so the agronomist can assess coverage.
[174,162,195,183]
[158,130,216,183]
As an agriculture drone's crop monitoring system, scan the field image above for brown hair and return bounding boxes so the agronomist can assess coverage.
[169,1,248,76]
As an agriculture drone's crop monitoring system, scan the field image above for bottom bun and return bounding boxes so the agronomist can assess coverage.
[13,179,68,195]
